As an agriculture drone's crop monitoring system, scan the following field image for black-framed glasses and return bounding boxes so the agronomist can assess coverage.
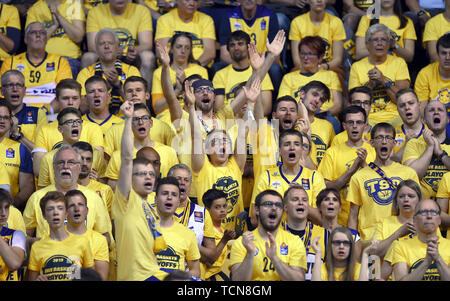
[132,115,151,124]
[260,201,283,210]
[132,171,156,177]
[373,135,395,142]
[194,86,214,94]
[415,209,440,217]
[61,119,82,126]
[331,240,351,247]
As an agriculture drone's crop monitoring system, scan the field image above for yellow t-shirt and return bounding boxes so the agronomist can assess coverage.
[23,184,111,239]
[212,64,273,107]
[86,179,114,216]
[82,113,123,137]
[0,4,20,61]
[0,52,72,108]
[320,262,361,281]
[278,69,342,113]
[289,11,346,62]
[200,224,232,280]
[436,172,450,212]
[194,156,243,231]
[33,119,104,153]
[155,222,200,273]
[392,235,450,280]
[311,117,335,165]
[422,13,450,46]
[393,123,426,154]
[228,228,307,280]
[414,61,450,108]
[155,8,216,61]
[330,130,371,147]
[0,161,10,192]
[356,15,417,52]
[26,0,85,59]
[37,147,107,188]
[69,227,109,263]
[151,62,208,118]
[103,119,175,157]
[318,141,376,225]
[112,187,166,281]
[347,162,420,240]
[103,142,179,180]
[6,206,26,235]
[28,232,94,280]
[86,2,153,54]
[348,55,410,125]
[402,136,450,199]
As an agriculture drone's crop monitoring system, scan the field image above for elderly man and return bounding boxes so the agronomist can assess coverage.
[0,22,72,108]
[77,29,141,115]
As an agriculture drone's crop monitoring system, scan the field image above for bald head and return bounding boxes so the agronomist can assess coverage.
[136,147,161,178]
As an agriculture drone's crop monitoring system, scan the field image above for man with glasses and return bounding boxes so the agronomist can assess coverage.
[347,122,420,240]
[23,144,111,246]
[403,99,450,199]
[0,100,34,211]
[35,107,108,192]
[318,106,376,226]
[103,102,178,191]
[392,199,450,281]
[0,22,72,109]
[113,100,169,281]
[229,189,307,281]
[1,70,48,151]
[32,80,104,178]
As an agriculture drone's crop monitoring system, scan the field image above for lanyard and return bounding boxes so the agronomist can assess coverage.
[196,112,218,134]
[368,162,397,190]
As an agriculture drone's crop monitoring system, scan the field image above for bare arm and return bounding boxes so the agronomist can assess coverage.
[94,260,109,281]
[231,232,255,281]
[187,259,201,278]
[14,172,36,209]
[348,203,360,230]
[135,31,153,52]
[186,82,205,174]
[196,38,216,67]
[0,238,24,271]
[437,197,450,229]
[117,101,135,200]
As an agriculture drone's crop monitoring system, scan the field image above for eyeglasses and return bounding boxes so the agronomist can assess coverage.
[133,171,156,177]
[352,100,371,106]
[210,138,232,146]
[194,86,214,94]
[3,83,25,90]
[0,115,10,121]
[61,119,82,126]
[132,115,151,124]
[331,240,351,247]
[415,209,440,217]
[345,120,365,126]
[373,135,395,142]
[300,51,318,57]
[370,38,388,44]
[55,160,80,167]
[260,201,284,210]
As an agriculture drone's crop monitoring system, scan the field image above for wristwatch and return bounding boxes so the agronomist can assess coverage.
[384,80,394,89]
[439,150,448,160]
[10,131,24,141]
[417,9,426,17]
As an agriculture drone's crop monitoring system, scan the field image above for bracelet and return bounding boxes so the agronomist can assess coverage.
[10,131,23,141]
[439,150,448,160]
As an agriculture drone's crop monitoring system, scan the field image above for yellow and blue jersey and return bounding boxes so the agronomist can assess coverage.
[0,138,33,197]
[0,226,26,281]
[13,104,47,143]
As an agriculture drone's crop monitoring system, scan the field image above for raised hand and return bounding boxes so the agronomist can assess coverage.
[248,42,265,71]
[265,231,277,260]
[242,231,256,254]
[266,30,286,57]
[120,100,134,118]
[156,41,171,66]
[311,236,322,254]
[184,80,195,108]
[242,77,261,104]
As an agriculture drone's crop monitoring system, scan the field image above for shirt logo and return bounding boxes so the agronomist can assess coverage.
[280,242,288,255]
[16,64,25,72]
[46,62,55,72]
[260,19,266,30]
[194,211,203,223]
[301,179,310,190]
[6,148,15,158]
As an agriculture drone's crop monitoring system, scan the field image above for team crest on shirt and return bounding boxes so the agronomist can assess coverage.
[156,246,181,271]
[233,22,242,31]
[43,255,81,280]
[280,242,288,255]
[212,176,239,215]
[15,64,25,72]
[46,62,55,72]
[27,111,34,122]
[364,177,403,205]
[260,19,266,30]
[194,211,204,223]
[436,88,450,104]
[423,157,448,192]
[410,258,440,281]
[271,181,281,190]
[301,179,310,190]
[6,148,15,158]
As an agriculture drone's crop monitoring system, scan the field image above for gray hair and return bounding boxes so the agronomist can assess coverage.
[365,23,393,45]
[167,163,193,182]
[53,144,82,165]
[25,21,45,35]
[1,70,25,86]
[95,28,120,46]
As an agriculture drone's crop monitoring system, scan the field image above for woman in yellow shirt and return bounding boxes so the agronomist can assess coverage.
[152,32,208,120]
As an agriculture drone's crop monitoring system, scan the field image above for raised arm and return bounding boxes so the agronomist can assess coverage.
[186,81,205,174]
[311,236,323,281]
[117,101,135,200]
